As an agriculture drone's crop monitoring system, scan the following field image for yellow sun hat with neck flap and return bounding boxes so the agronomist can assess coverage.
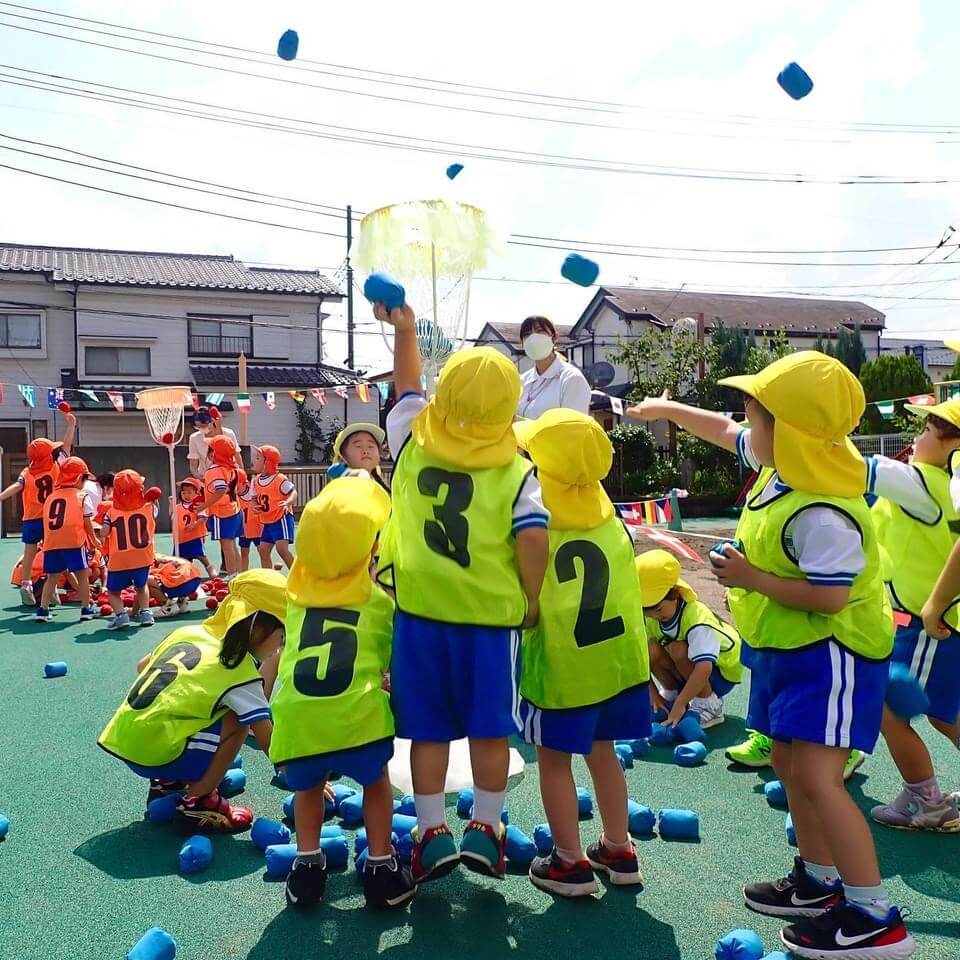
[634,549,696,607]
[203,569,289,639]
[412,347,521,469]
[514,408,614,529]
[718,350,866,498]
[903,396,960,427]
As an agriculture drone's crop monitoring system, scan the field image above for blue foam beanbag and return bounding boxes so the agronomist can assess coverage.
[397,831,414,865]
[392,813,417,837]
[615,740,634,755]
[251,817,291,851]
[501,805,509,825]
[44,661,67,678]
[650,723,674,746]
[674,741,707,767]
[146,793,181,824]
[363,272,406,311]
[320,824,344,839]
[446,163,464,180]
[652,707,668,723]
[715,928,765,960]
[658,808,699,840]
[615,744,634,769]
[456,787,474,818]
[320,833,350,869]
[761,954,790,960]
[630,737,650,757]
[277,29,299,61]
[397,795,417,816]
[709,539,742,567]
[675,713,706,744]
[230,755,243,770]
[504,825,537,866]
[785,813,797,847]
[339,791,364,827]
[627,800,656,836]
[127,927,176,960]
[576,787,594,819]
[331,783,357,812]
[0,814,8,840]
[178,834,213,874]
[533,823,553,855]
[764,780,788,809]
[282,793,295,823]
[561,253,600,287]
[777,62,814,100]
[886,662,930,720]
[354,829,399,857]
[264,843,298,879]
[219,769,246,798]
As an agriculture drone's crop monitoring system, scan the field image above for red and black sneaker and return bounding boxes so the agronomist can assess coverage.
[176,789,253,833]
[745,856,843,918]
[529,849,599,898]
[780,903,916,959]
[146,779,187,806]
[585,838,644,887]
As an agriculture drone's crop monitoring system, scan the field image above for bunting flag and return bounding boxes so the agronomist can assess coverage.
[106,391,124,413]
[80,389,99,402]
[876,401,895,420]
[355,383,370,403]
[191,392,201,410]
[262,391,276,410]
[610,396,624,416]
[615,497,674,527]
[18,384,35,407]
[310,388,327,406]
[376,381,390,400]
[47,387,64,409]
[636,526,703,563]
[907,394,935,405]
[334,385,349,400]
[204,392,225,405]
[289,391,306,405]
[236,393,251,412]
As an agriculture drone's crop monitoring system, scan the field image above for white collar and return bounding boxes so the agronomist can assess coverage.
[531,354,563,381]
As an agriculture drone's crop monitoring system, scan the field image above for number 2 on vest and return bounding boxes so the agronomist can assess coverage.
[418,467,473,568]
[293,608,360,698]
[126,642,202,710]
[555,540,625,648]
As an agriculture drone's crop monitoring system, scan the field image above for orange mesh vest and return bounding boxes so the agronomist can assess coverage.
[204,466,240,519]
[21,464,60,521]
[43,488,86,550]
[106,504,156,571]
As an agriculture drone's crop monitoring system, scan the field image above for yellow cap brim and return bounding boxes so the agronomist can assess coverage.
[717,372,761,399]
[904,400,960,428]
[945,339,960,352]
[513,418,536,448]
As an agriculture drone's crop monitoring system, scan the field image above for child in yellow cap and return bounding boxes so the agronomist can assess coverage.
[328,422,390,491]
[514,409,649,897]
[866,398,960,832]
[374,301,549,884]
[629,351,915,960]
[270,476,415,910]
[636,549,742,730]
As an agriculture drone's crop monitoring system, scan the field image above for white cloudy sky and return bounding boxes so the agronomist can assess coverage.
[0,0,958,373]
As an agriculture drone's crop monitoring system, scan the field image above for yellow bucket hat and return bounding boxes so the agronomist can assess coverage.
[719,350,866,498]
[634,549,697,607]
[287,476,391,608]
[412,347,521,468]
[203,569,288,639]
[333,422,386,460]
[514,408,614,530]
[903,396,960,428]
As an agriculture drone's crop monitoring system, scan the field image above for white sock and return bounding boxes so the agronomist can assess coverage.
[843,883,891,920]
[414,792,446,833]
[555,845,584,863]
[472,786,505,829]
[662,688,678,702]
[803,859,840,888]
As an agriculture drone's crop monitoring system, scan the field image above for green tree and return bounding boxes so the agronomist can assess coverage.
[813,332,835,357]
[835,324,867,376]
[612,327,712,405]
[746,329,793,374]
[294,406,342,462]
[858,354,933,434]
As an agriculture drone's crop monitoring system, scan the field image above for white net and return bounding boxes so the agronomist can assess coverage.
[136,387,193,445]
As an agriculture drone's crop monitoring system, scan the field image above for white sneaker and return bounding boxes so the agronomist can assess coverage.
[689,694,725,729]
[19,584,36,606]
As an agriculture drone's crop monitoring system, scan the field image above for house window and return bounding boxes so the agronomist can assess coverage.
[85,346,151,376]
[0,312,41,348]
[188,317,253,356]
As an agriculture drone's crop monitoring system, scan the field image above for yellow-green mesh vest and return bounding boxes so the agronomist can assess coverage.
[388,440,532,626]
[871,461,960,630]
[98,626,261,766]
[729,468,892,659]
[521,516,649,709]
[646,599,743,684]
[269,587,395,764]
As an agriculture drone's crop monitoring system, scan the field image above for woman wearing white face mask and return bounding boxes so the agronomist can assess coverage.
[517,315,592,419]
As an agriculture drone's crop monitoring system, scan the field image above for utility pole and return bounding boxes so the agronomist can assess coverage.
[346,204,355,371]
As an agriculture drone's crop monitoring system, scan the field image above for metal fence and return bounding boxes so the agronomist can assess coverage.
[850,432,913,458]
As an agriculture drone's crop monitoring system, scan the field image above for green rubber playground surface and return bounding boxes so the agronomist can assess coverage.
[0,534,958,960]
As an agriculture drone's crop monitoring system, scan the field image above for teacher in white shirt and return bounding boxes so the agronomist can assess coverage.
[517,315,592,419]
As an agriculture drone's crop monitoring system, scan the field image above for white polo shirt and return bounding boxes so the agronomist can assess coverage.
[188,426,238,475]
[518,355,592,420]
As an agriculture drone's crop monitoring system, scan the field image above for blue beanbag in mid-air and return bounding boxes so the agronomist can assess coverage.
[363,272,406,312]
[561,253,600,287]
[627,800,656,836]
[658,808,699,841]
[777,62,814,100]
[886,662,930,720]
[178,835,213,874]
[127,927,176,960]
[505,825,537,866]
[715,928,765,960]
[674,741,707,767]
[277,29,299,61]
[446,163,464,180]
[533,823,553,855]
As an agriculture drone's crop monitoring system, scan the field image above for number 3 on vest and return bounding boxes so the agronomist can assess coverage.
[418,467,474,568]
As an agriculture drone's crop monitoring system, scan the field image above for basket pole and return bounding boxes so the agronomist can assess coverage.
[168,444,179,553]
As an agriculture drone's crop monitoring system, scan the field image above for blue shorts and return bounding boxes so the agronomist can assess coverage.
[123,720,222,781]
[391,611,521,741]
[177,538,207,561]
[107,566,149,591]
[710,666,736,698]
[239,536,261,549]
[44,546,88,574]
[747,641,888,753]
[207,513,242,541]
[260,514,295,544]
[21,517,43,544]
[892,617,960,724]
[162,577,201,600]
[283,737,394,790]
[519,683,652,755]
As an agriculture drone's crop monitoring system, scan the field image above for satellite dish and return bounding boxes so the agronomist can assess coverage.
[586,361,616,388]
[672,316,698,339]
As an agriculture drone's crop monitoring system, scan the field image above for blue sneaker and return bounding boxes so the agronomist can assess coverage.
[79,606,99,621]
[107,612,131,630]
[34,607,53,623]
[459,820,506,878]
[133,610,155,626]
[410,824,459,883]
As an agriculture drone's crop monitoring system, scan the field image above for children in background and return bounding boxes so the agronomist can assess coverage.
[11,544,47,606]
[102,470,160,630]
[637,549,742,729]
[867,398,960,832]
[201,435,245,577]
[98,571,287,832]
[247,445,297,570]
[514,410,649,897]
[0,412,75,605]
[629,352,915,960]
[173,478,214,578]
[329,423,390,490]
[271,477,415,910]
[239,499,263,572]
[376,301,549,883]
[148,554,203,618]
[36,456,99,623]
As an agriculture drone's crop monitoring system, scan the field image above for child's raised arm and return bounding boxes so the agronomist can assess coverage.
[60,410,76,455]
[627,389,740,454]
[375,303,422,397]
[0,480,20,502]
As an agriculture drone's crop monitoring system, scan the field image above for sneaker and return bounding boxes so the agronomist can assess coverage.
[745,856,843,917]
[726,730,772,767]
[285,853,327,908]
[689,693,725,729]
[147,779,187,805]
[780,903,916,959]
[362,853,417,908]
[585,838,645,887]
[459,820,506,878]
[176,789,253,833]
[871,786,960,832]
[133,610,155,626]
[106,612,131,630]
[844,750,866,781]
[177,598,189,613]
[19,584,36,606]
[529,849,599,897]
[34,607,53,623]
[79,606,99,621]
[410,824,460,883]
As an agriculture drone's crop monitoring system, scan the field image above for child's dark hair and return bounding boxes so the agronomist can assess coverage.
[97,472,114,489]
[927,413,960,441]
[220,611,283,668]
